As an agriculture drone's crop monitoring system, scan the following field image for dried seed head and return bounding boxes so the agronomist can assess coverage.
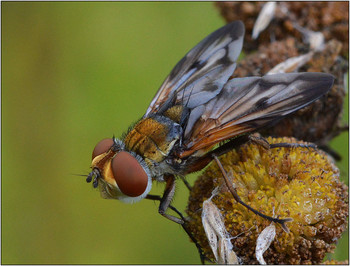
[218,2,348,149]
[186,137,348,264]
[215,2,348,56]
[233,38,347,148]
[322,259,349,265]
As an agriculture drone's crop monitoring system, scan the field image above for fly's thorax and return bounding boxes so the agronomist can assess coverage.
[163,105,184,123]
[89,138,152,203]
[123,115,183,164]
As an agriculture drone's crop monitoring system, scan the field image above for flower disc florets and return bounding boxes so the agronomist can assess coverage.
[186,137,348,264]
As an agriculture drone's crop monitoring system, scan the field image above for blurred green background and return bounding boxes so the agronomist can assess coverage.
[2,2,348,264]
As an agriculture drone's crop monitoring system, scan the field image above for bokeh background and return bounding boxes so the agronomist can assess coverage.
[2,2,348,264]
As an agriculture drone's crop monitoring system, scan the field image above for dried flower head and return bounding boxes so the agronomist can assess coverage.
[186,137,348,264]
[322,259,349,265]
[215,2,349,56]
[216,2,348,156]
[231,35,347,150]
[258,40,347,149]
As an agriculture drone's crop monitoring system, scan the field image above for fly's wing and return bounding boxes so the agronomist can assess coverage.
[180,72,334,157]
[144,21,245,117]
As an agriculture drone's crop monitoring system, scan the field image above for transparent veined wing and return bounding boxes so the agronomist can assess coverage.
[144,21,245,117]
[179,72,334,157]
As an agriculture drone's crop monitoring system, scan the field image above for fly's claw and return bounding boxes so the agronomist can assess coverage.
[272,216,293,234]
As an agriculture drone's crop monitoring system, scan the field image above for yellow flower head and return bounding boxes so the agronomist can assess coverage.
[186,137,348,264]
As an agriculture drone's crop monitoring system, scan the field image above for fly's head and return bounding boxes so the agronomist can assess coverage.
[87,137,152,203]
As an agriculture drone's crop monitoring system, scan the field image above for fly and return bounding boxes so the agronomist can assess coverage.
[86,20,333,236]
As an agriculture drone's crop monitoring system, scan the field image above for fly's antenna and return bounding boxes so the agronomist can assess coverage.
[71,173,89,178]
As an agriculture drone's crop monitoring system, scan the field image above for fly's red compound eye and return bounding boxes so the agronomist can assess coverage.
[111,151,148,197]
[92,138,114,160]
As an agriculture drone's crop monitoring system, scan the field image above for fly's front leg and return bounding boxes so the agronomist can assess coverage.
[158,174,184,224]
[249,133,317,149]
[145,175,183,224]
[146,194,186,224]
[146,187,208,264]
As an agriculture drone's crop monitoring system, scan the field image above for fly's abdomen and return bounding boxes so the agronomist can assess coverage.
[124,115,182,163]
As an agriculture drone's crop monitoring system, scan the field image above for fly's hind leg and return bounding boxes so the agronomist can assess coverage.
[206,134,314,233]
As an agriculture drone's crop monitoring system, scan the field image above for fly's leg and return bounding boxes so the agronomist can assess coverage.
[158,175,208,263]
[250,132,349,161]
[213,155,293,233]
[180,176,192,191]
[248,133,317,150]
[189,133,315,232]
[157,174,184,224]
[185,135,250,174]
[145,186,208,264]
